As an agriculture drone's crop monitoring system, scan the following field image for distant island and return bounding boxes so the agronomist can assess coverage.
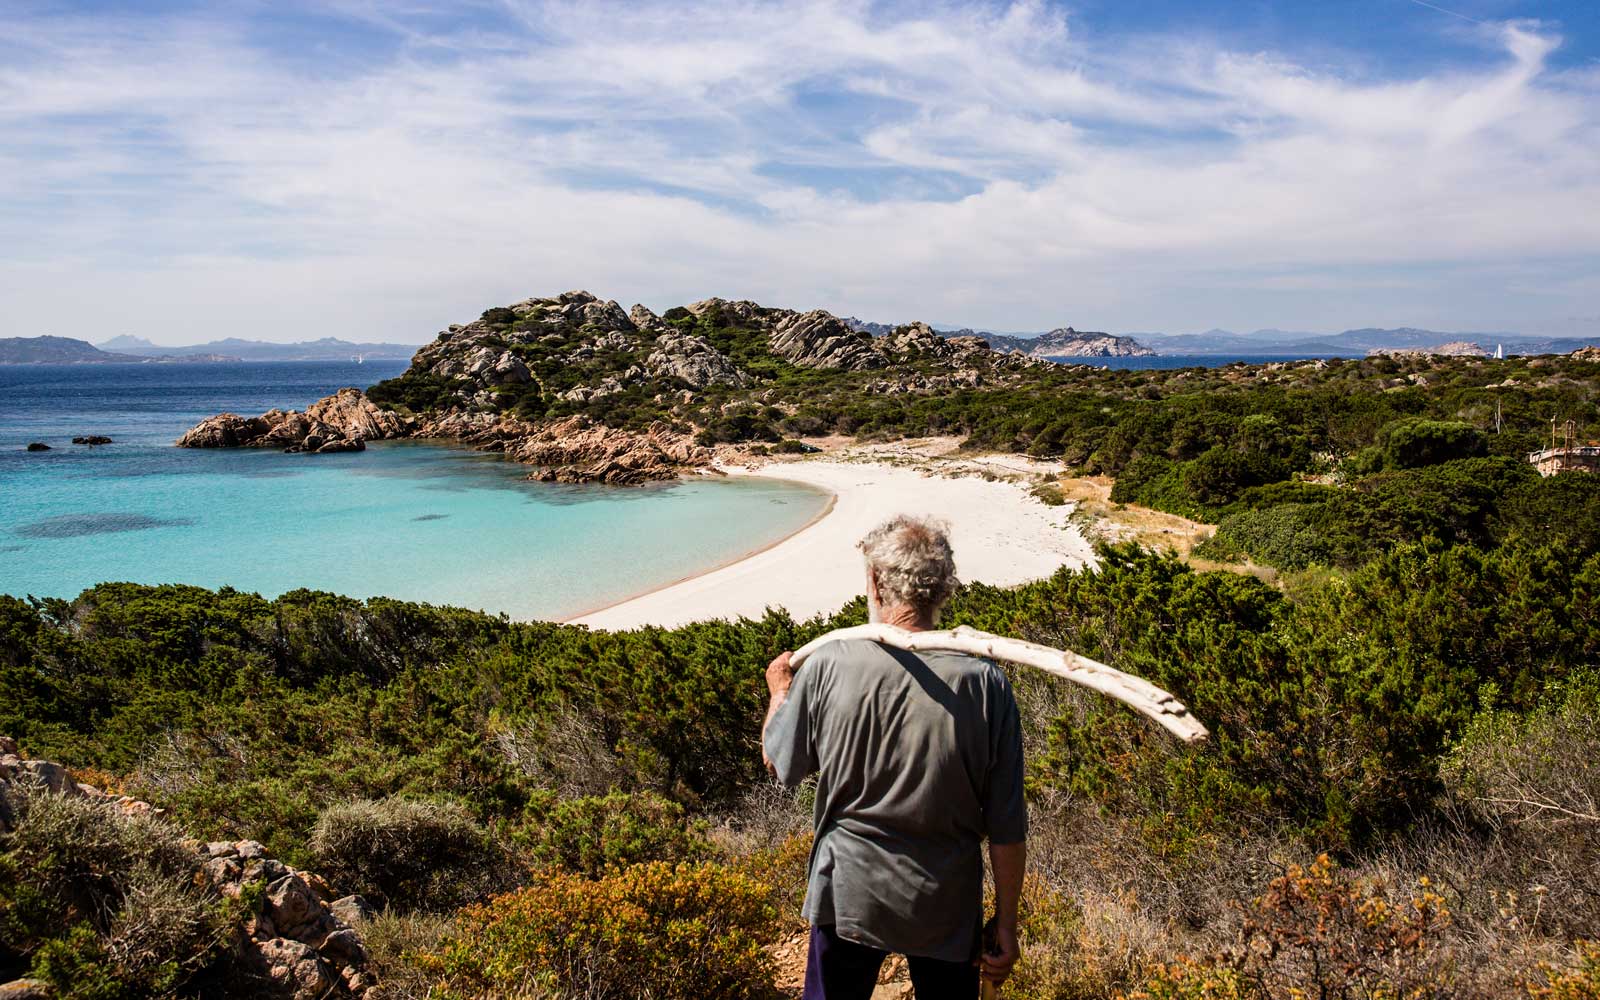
[98,334,422,362]
[840,317,1596,358]
[1131,325,1597,356]
[0,335,238,365]
[955,326,1154,359]
[840,317,1154,357]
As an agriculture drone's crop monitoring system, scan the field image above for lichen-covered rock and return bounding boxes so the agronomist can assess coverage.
[329,894,376,927]
[245,938,335,1000]
[0,979,52,999]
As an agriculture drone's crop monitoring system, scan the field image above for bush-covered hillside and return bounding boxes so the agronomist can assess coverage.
[4,521,1598,996]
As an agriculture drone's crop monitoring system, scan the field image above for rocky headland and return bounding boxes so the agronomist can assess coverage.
[177,290,1045,484]
[975,326,1156,358]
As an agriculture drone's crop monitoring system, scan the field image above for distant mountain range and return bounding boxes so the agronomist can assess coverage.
[1132,327,1598,356]
[0,336,238,365]
[843,316,1597,358]
[97,335,421,361]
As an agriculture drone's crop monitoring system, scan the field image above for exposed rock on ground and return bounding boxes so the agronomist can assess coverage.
[177,387,408,454]
[0,736,379,1000]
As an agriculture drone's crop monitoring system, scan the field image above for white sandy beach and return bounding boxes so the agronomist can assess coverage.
[572,452,1095,630]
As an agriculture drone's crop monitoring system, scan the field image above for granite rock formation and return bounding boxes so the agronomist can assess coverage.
[767,309,887,371]
[177,387,407,454]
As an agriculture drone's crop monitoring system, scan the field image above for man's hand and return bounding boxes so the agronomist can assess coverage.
[979,924,1019,988]
[765,650,796,698]
[762,651,797,772]
[983,840,1026,990]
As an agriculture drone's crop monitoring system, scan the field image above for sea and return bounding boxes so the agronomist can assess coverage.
[1049,353,1351,369]
[0,362,830,620]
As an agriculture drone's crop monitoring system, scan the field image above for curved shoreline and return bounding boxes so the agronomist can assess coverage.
[571,454,1095,631]
[559,487,838,622]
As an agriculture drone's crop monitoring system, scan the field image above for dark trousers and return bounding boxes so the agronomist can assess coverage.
[803,924,979,1000]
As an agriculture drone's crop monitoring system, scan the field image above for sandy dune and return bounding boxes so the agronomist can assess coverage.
[571,456,1094,630]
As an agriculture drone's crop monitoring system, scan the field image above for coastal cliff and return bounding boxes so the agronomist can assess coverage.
[179,290,1043,483]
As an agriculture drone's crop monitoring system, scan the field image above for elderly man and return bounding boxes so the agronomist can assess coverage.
[762,514,1027,1000]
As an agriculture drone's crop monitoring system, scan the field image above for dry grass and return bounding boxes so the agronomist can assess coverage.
[361,910,453,1000]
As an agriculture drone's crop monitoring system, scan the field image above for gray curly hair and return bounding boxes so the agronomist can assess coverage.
[858,515,958,614]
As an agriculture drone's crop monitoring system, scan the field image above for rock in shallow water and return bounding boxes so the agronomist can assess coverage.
[177,388,404,455]
[24,442,49,451]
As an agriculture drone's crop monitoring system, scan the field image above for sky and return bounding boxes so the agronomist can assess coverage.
[1,0,1597,345]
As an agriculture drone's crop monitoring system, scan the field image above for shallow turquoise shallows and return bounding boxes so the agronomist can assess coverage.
[0,362,830,620]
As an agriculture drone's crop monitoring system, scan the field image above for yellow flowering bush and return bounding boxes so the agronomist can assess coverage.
[1121,959,1250,1000]
[427,860,780,999]
[1529,941,1600,1000]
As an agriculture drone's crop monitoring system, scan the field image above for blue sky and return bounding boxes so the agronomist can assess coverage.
[1,0,1596,343]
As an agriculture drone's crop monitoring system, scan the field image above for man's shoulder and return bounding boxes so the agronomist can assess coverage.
[814,636,1005,680]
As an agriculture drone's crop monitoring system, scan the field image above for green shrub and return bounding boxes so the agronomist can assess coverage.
[1202,503,1331,569]
[0,790,228,996]
[516,791,709,878]
[310,797,505,912]
[1379,418,1487,469]
[428,861,780,1000]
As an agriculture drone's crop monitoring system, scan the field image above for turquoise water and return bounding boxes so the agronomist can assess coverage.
[0,362,829,620]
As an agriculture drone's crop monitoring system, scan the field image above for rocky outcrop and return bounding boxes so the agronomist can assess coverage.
[769,310,886,371]
[416,412,711,485]
[0,736,378,1000]
[1573,346,1600,362]
[646,332,748,388]
[176,388,407,454]
[71,435,113,445]
[24,442,49,452]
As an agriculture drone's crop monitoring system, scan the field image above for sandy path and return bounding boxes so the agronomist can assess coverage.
[571,457,1094,631]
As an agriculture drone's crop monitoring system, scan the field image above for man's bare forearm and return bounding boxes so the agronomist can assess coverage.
[989,840,1026,929]
[761,651,796,769]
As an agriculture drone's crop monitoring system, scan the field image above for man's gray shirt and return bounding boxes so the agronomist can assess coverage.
[763,637,1027,963]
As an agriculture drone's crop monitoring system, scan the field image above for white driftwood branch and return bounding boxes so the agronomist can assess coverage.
[791,624,1209,744]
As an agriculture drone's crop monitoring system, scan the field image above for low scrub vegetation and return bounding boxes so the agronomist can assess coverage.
[3,520,1596,996]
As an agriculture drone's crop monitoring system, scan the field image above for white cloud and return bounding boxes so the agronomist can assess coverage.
[0,0,1596,342]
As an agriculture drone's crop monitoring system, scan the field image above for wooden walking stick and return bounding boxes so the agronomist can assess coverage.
[790,623,1209,744]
